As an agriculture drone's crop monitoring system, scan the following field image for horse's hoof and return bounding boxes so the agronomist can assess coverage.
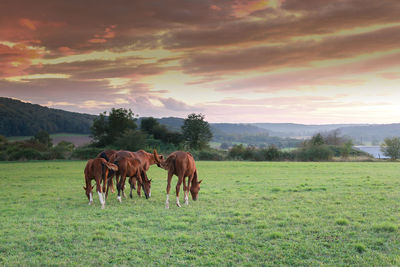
[129,193,133,199]
[176,203,181,207]
[117,196,122,203]
[165,203,169,209]
[101,205,105,209]
[185,201,189,205]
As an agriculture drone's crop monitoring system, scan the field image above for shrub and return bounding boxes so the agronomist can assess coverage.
[9,148,42,161]
[71,145,104,160]
[197,150,224,161]
[295,145,333,161]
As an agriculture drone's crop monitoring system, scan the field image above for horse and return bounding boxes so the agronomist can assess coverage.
[110,156,151,202]
[83,157,118,209]
[107,150,163,199]
[153,150,203,209]
[96,149,117,192]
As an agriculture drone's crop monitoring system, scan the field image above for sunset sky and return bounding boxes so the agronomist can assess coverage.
[1,0,400,124]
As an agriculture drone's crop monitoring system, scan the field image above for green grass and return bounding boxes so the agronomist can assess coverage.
[1,161,400,265]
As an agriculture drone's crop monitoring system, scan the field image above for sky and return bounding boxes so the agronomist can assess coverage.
[1,0,400,124]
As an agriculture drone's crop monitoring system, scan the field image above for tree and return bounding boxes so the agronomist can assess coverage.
[32,130,52,147]
[114,129,146,151]
[140,117,159,133]
[381,137,400,160]
[181,113,212,150]
[91,108,138,147]
[310,133,324,146]
[90,112,108,146]
[341,140,353,158]
[141,117,184,146]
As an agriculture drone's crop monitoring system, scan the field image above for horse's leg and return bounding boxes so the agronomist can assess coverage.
[86,177,93,205]
[175,174,183,207]
[117,173,125,203]
[109,172,115,193]
[102,171,107,206]
[187,174,195,205]
[132,177,136,190]
[106,176,112,199]
[116,173,121,202]
[136,175,142,197]
[96,177,105,209]
[129,177,134,199]
[183,176,189,205]
[166,171,173,209]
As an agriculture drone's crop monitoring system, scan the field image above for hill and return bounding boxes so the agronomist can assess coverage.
[2,97,399,146]
[0,97,95,136]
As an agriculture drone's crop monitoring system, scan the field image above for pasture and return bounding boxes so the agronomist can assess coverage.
[0,161,399,266]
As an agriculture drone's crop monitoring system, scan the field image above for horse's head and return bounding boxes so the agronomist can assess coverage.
[190,179,203,201]
[141,178,152,199]
[139,170,152,199]
[83,185,94,200]
[153,149,166,168]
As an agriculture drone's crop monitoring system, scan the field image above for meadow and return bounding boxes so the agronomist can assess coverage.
[0,161,399,266]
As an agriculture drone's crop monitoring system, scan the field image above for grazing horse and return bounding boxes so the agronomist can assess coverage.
[83,158,118,209]
[107,150,163,198]
[154,150,203,209]
[96,150,117,192]
[111,156,151,202]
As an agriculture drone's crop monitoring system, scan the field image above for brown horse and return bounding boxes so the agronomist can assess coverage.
[107,150,163,198]
[96,149,117,192]
[111,156,151,202]
[83,158,118,209]
[154,150,202,209]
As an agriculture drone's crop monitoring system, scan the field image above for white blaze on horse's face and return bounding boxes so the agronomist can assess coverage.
[89,192,93,204]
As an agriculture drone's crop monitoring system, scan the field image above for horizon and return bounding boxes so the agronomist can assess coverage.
[4,96,394,127]
[1,1,400,124]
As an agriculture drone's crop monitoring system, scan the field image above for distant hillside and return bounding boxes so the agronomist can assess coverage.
[338,124,400,144]
[253,123,361,138]
[3,98,399,145]
[0,97,95,136]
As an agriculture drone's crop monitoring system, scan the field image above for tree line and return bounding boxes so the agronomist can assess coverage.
[2,106,400,161]
[0,97,94,136]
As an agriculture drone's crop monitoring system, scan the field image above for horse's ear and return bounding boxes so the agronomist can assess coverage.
[199,180,203,184]
[91,185,94,190]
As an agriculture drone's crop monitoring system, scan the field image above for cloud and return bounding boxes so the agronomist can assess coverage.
[159,97,200,111]
[0,42,44,77]
[214,52,400,92]
[182,25,400,75]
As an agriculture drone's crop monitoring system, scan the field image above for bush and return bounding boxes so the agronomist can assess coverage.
[9,148,42,161]
[295,145,333,161]
[71,145,104,160]
[114,129,146,152]
[196,150,225,161]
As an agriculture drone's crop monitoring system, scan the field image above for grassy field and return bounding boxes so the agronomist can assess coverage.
[0,161,399,266]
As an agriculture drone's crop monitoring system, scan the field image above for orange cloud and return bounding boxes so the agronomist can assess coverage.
[232,0,271,17]
[0,43,44,77]
[19,18,40,30]
[89,25,117,44]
